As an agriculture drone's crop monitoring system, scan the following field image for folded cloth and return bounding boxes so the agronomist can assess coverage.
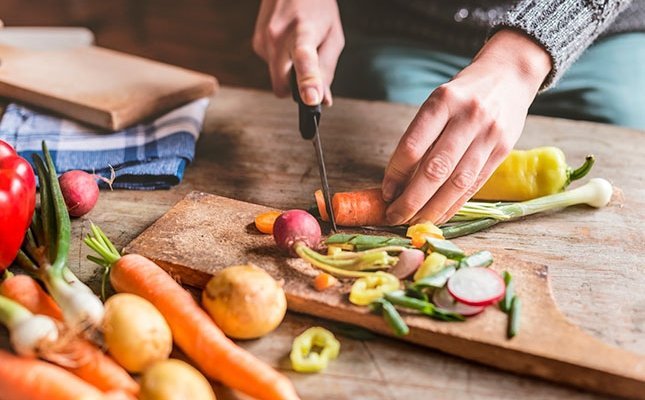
[0,98,210,189]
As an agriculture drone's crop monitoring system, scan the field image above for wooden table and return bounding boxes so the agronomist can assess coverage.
[3,87,644,399]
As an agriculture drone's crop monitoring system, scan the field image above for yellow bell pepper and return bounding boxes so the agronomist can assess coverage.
[290,327,340,373]
[475,147,594,201]
[349,272,400,306]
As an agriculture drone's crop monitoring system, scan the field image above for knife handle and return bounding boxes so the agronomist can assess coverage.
[290,70,321,140]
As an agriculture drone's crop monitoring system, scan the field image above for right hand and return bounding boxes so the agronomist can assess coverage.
[252,0,344,106]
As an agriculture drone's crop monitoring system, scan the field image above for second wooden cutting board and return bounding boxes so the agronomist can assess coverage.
[0,44,217,130]
[124,191,645,400]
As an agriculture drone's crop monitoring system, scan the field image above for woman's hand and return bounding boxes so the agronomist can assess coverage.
[382,29,552,225]
[252,0,344,106]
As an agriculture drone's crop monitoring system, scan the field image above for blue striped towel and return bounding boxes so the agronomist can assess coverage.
[0,98,210,190]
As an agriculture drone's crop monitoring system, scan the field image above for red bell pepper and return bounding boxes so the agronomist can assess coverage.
[0,139,36,270]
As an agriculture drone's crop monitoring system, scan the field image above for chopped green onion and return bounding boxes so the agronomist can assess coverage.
[459,250,493,269]
[425,238,465,259]
[508,295,521,338]
[411,265,456,289]
[370,299,409,336]
[384,290,464,322]
[500,271,514,313]
[326,234,411,250]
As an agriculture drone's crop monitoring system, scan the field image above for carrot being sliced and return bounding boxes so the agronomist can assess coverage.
[254,210,282,234]
[110,254,300,400]
[0,349,105,400]
[315,188,388,226]
[0,274,139,395]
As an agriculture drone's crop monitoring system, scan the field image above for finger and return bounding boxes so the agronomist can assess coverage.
[382,93,450,202]
[292,28,325,105]
[318,23,345,98]
[252,0,278,60]
[385,112,478,225]
[434,142,511,224]
[268,45,293,98]
[412,138,495,224]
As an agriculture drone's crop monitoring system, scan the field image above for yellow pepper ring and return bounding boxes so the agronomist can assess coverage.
[290,327,340,373]
[349,272,400,306]
[474,147,595,201]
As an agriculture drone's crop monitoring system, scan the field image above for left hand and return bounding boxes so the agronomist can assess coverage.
[382,30,552,225]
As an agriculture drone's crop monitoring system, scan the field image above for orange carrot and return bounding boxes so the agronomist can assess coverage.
[254,210,282,234]
[313,273,338,291]
[110,254,300,400]
[0,349,105,400]
[0,275,139,395]
[315,188,388,226]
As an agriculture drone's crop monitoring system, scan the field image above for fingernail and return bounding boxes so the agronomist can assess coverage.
[303,88,320,105]
[382,182,395,202]
[386,211,404,226]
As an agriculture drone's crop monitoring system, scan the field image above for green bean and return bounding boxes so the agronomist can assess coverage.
[500,271,514,313]
[508,296,521,338]
[370,299,409,336]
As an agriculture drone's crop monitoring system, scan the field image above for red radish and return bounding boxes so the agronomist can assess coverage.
[432,287,485,316]
[58,170,99,217]
[273,210,321,255]
[390,248,424,279]
[447,267,505,307]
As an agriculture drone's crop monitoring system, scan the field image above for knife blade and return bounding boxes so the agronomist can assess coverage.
[290,71,338,232]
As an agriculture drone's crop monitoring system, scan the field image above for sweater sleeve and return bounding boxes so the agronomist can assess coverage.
[490,0,632,89]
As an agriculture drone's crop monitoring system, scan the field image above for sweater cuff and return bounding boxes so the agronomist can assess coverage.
[490,0,631,90]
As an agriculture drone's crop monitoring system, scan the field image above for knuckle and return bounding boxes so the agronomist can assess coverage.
[399,136,424,160]
[423,151,453,182]
[450,169,476,190]
[265,24,282,42]
[252,35,265,56]
[432,84,453,102]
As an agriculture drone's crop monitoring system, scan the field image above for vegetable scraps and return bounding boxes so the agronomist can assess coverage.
[290,327,340,373]
[0,139,36,271]
[202,264,287,339]
[85,223,301,400]
[474,147,594,201]
[15,141,105,334]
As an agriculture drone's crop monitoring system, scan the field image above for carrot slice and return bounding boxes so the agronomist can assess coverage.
[254,210,282,234]
[314,190,329,221]
[313,273,338,291]
[315,188,388,226]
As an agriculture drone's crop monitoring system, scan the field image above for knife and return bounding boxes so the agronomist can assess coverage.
[290,71,338,232]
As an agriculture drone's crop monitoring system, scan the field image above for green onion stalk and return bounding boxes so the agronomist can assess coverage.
[442,178,613,239]
[15,142,104,333]
[294,244,404,278]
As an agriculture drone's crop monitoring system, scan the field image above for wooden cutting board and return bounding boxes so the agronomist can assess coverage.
[124,192,645,399]
[0,44,217,130]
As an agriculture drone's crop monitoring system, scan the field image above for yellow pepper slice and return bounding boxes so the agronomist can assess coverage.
[406,223,444,248]
[413,252,447,282]
[290,327,340,373]
[475,147,595,201]
[349,272,400,306]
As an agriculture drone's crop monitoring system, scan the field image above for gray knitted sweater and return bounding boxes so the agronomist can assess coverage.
[340,0,644,88]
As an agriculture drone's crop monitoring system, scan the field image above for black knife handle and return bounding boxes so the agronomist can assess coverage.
[290,70,321,140]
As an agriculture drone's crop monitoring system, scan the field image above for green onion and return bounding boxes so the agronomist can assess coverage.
[0,294,60,357]
[370,299,409,336]
[425,238,465,259]
[411,265,456,289]
[443,178,613,238]
[326,234,411,250]
[500,271,514,313]
[508,296,521,338]
[459,251,493,269]
[384,290,464,322]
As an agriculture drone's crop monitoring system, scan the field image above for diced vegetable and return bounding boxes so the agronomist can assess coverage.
[500,271,514,313]
[459,251,494,268]
[390,248,425,279]
[290,327,340,373]
[103,293,173,373]
[139,359,216,400]
[384,290,464,321]
[425,238,465,259]
[349,272,400,306]
[254,210,282,234]
[325,233,411,251]
[411,264,457,289]
[406,222,444,248]
[313,273,339,291]
[508,296,521,338]
[85,224,300,400]
[447,267,505,307]
[202,264,287,339]
[370,299,409,336]
[413,252,447,281]
[432,287,485,316]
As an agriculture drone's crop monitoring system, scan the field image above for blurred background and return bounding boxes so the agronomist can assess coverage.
[0,0,269,88]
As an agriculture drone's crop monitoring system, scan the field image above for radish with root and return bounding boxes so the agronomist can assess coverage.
[59,168,114,218]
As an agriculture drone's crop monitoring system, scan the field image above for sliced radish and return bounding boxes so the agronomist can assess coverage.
[447,267,505,307]
[432,287,485,316]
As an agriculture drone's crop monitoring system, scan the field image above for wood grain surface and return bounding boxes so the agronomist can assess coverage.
[0,44,218,129]
[1,87,643,400]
